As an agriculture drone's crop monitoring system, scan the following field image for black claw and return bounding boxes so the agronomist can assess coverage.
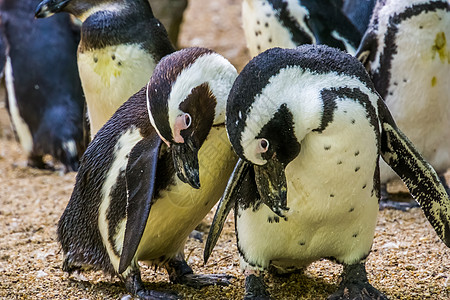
[244,274,271,300]
[166,255,233,288]
[329,263,387,300]
[124,269,179,300]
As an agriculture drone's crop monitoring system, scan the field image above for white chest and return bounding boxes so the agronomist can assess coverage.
[379,9,450,180]
[134,127,238,261]
[236,100,380,270]
[78,44,157,136]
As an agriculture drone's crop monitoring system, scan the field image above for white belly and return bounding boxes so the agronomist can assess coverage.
[237,101,380,270]
[380,9,450,181]
[135,126,237,261]
[78,44,157,136]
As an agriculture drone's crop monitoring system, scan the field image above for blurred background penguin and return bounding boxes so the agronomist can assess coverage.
[0,0,85,172]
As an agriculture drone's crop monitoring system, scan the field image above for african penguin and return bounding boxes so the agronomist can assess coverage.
[0,0,85,171]
[242,0,362,57]
[57,48,238,299]
[356,0,450,188]
[204,45,450,299]
[35,0,175,137]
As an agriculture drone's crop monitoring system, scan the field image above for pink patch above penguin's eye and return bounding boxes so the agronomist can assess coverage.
[173,113,192,144]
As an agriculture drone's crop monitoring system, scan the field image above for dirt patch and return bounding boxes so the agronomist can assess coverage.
[1,0,449,299]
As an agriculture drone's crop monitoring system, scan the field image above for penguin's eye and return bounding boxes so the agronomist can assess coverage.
[183,113,192,128]
[258,138,270,153]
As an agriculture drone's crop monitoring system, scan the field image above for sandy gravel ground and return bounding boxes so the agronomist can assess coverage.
[1,0,449,299]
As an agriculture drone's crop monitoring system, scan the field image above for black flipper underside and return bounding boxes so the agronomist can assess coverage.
[119,131,162,273]
[204,158,250,263]
[379,102,450,247]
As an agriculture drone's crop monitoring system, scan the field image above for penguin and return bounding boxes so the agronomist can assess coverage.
[204,45,450,299]
[241,0,362,57]
[0,0,85,171]
[356,0,450,204]
[35,0,175,137]
[58,48,238,299]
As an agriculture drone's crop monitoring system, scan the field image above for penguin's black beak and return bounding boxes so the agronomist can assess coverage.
[204,158,251,264]
[171,138,201,189]
[35,0,71,18]
[254,157,289,218]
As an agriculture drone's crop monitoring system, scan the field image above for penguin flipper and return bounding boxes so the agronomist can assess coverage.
[204,158,252,263]
[378,101,450,247]
[119,131,163,274]
[304,1,361,53]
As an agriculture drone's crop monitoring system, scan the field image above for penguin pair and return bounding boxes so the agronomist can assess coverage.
[242,0,364,57]
[0,0,85,171]
[57,48,239,299]
[35,0,175,138]
[205,45,450,299]
[356,0,450,197]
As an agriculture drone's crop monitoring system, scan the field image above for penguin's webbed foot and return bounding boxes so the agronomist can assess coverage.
[173,273,233,288]
[124,269,179,300]
[328,263,387,300]
[135,289,180,300]
[244,274,271,300]
[27,154,55,171]
[166,255,233,288]
[379,184,418,211]
[328,283,387,300]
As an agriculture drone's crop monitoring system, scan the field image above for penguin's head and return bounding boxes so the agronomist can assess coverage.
[147,47,238,189]
[35,0,130,21]
[226,45,374,216]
